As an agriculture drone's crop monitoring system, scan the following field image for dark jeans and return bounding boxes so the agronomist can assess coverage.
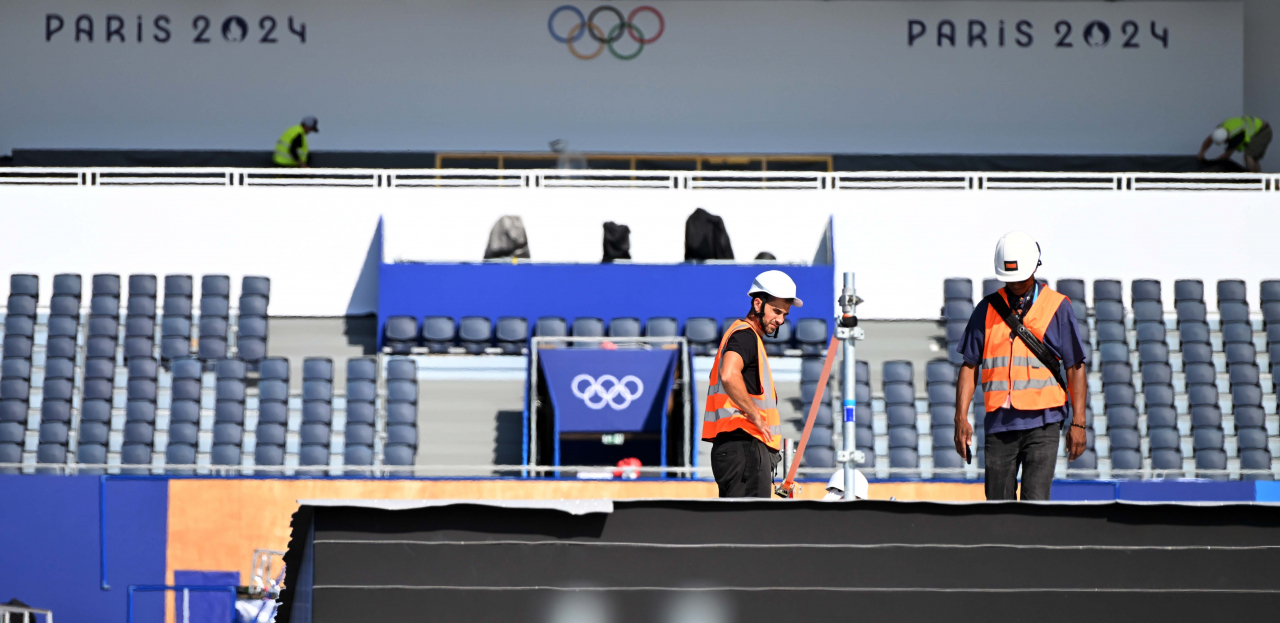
[984,421,1061,500]
[710,435,777,498]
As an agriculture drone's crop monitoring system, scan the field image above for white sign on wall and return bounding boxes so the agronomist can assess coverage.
[0,1,1242,155]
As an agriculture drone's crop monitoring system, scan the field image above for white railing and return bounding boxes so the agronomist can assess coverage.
[0,604,52,623]
[0,168,1276,192]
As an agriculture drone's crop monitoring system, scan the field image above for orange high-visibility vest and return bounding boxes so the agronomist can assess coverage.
[980,286,1069,412]
[701,319,782,450]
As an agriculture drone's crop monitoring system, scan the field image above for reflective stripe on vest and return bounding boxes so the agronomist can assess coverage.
[1220,116,1266,149]
[701,319,782,450]
[273,125,309,166]
[980,285,1069,412]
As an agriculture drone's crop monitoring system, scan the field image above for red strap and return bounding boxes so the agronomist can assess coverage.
[782,334,840,494]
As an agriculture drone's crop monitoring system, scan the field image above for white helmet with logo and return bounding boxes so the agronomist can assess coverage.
[1212,127,1229,144]
[994,231,1041,283]
[748,270,803,307]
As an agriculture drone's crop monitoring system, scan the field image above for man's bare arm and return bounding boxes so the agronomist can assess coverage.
[953,363,978,458]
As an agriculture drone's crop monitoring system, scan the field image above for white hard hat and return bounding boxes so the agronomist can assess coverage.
[993,231,1041,283]
[824,469,868,500]
[1212,127,1229,144]
[748,270,803,307]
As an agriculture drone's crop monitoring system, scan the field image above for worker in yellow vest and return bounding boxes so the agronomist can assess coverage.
[273,116,319,167]
[1198,116,1271,173]
[702,270,800,498]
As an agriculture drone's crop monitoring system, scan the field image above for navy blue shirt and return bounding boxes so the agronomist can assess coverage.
[956,284,1089,435]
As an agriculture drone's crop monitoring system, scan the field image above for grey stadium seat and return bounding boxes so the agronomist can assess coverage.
[161,316,192,361]
[255,357,290,466]
[1094,300,1123,323]
[495,317,529,354]
[1174,279,1204,303]
[1236,407,1266,432]
[608,317,642,338]
[237,315,268,364]
[1230,363,1259,387]
[1139,342,1169,365]
[164,275,193,317]
[944,300,973,321]
[384,357,419,466]
[1222,323,1253,345]
[1056,279,1085,304]
[344,357,378,467]
[1135,322,1165,344]
[1143,383,1174,409]
[1180,321,1210,346]
[458,316,493,354]
[644,317,677,338]
[1187,383,1219,408]
[1096,321,1125,344]
[383,315,418,354]
[300,357,333,466]
[1133,301,1163,324]
[1226,342,1256,367]
[1176,300,1207,324]
[1219,301,1250,326]
[1098,342,1129,364]
[1093,279,1122,302]
[1131,279,1161,303]
[1142,362,1172,385]
[982,278,1002,298]
[1190,405,1223,429]
[944,277,972,302]
[1147,405,1177,429]
[795,318,828,356]
[1181,343,1213,367]
[421,316,456,353]
[1101,362,1132,386]
[198,316,228,360]
[572,317,605,341]
[211,358,247,466]
[1217,279,1247,303]
[683,318,718,356]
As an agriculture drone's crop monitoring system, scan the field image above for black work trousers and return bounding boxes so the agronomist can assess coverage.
[984,421,1061,500]
[710,435,777,498]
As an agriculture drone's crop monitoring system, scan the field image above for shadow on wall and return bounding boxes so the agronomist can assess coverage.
[494,410,525,468]
[343,315,378,355]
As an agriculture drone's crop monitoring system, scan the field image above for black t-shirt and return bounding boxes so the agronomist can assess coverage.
[724,327,762,395]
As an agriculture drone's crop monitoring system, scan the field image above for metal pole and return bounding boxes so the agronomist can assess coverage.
[837,272,863,500]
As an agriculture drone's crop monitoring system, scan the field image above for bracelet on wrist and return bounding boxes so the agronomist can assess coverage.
[1071,423,1087,430]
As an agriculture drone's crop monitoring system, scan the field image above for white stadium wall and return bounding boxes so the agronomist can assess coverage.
[1,176,1277,318]
[0,0,1247,157]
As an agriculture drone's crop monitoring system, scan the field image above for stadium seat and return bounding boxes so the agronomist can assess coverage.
[164,274,193,317]
[982,279,1002,298]
[1187,383,1219,408]
[794,318,828,356]
[1181,342,1213,367]
[421,316,456,353]
[1174,279,1204,303]
[1093,279,1122,303]
[384,357,419,466]
[571,317,605,348]
[458,316,493,354]
[1147,405,1177,430]
[1180,321,1210,347]
[1094,300,1123,323]
[1222,323,1253,346]
[608,317,642,339]
[495,316,529,354]
[1143,383,1174,409]
[1225,342,1256,367]
[197,276,230,360]
[1138,342,1169,365]
[944,278,973,302]
[1134,321,1165,345]
[1176,300,1207,324]
[210,358,246,466]
[383,315,419,354]
[1101,362,1132,386]
[683,317,718,356]
[300,357,333,467]
[1181,361,1213,387]
[943,300,974,322]
[255,357,290,466]
[644,317,677,338]
[1095,321,1124,344]
[1220,302,1249,326]
[1055,278,1085,303]
[237,276,271,366]
[1132,300,1162,324]
[344,357,378,467]
[1131,279,1161,303]
[1190,405,1223,429]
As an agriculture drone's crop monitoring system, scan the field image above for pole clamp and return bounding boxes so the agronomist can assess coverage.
[836,326,864,340]
[837,449,865,464]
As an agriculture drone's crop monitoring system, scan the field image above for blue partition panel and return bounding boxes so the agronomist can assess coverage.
[378,262,835,347]
[0,475,168,623]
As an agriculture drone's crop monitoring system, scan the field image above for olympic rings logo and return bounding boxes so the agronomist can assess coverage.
[571,374,645,410]
[548,5,664,60]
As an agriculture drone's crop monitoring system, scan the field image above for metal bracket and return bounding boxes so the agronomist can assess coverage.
[837,449,865,464]
[835,326,865,340]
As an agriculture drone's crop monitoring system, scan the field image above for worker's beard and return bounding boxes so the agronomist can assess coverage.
[756,311,779,338]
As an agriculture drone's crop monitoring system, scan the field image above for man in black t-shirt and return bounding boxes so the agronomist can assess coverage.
[702,270,804,498]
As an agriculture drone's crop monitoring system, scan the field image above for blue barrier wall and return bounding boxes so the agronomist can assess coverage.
[1051,480,1274,503]
[0,475,168,623]
[378,262,836,346]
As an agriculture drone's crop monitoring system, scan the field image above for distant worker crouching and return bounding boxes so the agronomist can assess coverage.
[1198,116,1270,173]
[702,270,801,498]
[274,116,319,167]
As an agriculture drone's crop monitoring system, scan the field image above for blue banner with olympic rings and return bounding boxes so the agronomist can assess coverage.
[541,348,678,433]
